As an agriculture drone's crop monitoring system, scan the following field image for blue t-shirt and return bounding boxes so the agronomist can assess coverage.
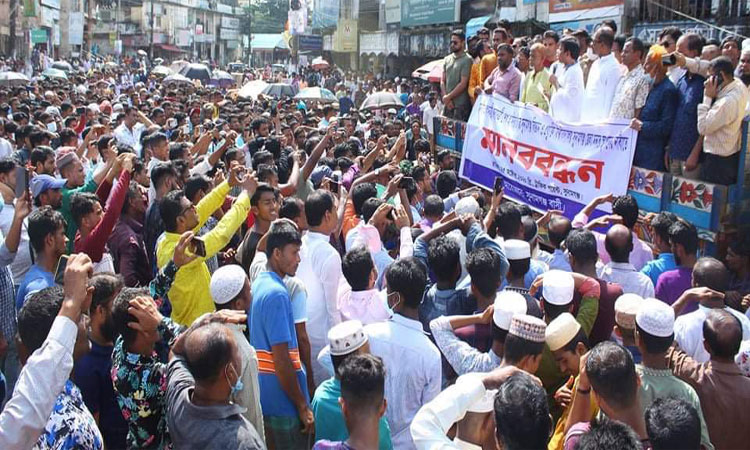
[250,271,309,417]
[16,264,55,310]
[73,341,128,449]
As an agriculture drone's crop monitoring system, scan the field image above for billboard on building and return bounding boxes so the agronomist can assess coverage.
[549,0,622,13]
[333,19,357,52]
[299,34,323,52]
[385,0,400,24]
[288,0,307,35]
[401,0,459,27]
[313,0,338,29]
[69,12,84,45]
[221,17,240,29]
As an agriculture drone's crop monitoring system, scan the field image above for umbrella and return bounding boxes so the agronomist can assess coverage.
[42,68,68,79]
[360,91,405,110]
[154,57,164,65]
[294,86,337,103]
[151,65,172,77]
[238,80,269,99]
[412,59,443,80]
[0,71,30,86]
[426,64,443,83]
[52,61,73,72]
[163,73,192,85]
[179,63,211,82]
[311,57,330,70]
[209,70,235,88]
[137,49,148,57]
[261,83,298,98]
[170,59,189,74]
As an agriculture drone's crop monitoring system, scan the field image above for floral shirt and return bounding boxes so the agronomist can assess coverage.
[111,261,184,449]
[35,380,103,450]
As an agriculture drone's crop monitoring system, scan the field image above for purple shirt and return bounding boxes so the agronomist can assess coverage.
[655,267,697,314]
[313,440,354,450]
[486,65,522,102]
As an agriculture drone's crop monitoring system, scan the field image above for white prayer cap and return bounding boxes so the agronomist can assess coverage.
[493,291,528,330]
[743,38,750,53]
[545,312,582,351]
[87,103,100,113]
[209,265,248,305]
[542,270,575,306]
[455,196,480,216]
[45,105,60,116]
[460,373,497,413]
[636,298,675,338]
[504,239,530,260]
[614,293,643,330]
[328,320,368,356]
[509,314,547,343]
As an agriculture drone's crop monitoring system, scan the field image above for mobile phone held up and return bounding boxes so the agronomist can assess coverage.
[54,255,69,285]
[15,167,28,198]
[661,54,676,66]
[192,236,207,257]
[494,176,504,195]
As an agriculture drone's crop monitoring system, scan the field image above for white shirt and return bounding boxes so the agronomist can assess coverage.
[0,316,76,449]
[668,66,687,86]
[421,101,443,134]
[0,203,31,284]
[581,53,623,122]
[550,62,585,123]
[674,304,750,363]
[367,314,442,450]
[598,261,655,298]
[297,231,343,386]
[113,122,146,157]
[0,137,12,159]
[410,373,486,450]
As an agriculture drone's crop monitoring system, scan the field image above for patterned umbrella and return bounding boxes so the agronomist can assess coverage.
[311,57,330,70]
[42,68,68,80]
[209,70,235,88]
[294,87,337,103]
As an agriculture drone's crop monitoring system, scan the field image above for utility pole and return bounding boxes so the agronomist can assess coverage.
[87,0,94,54]
[8,0,16,57]
[116,0,121,58]
[149,0,154,60]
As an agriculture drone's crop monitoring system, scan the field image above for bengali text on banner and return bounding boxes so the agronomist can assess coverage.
[458,94,637,218]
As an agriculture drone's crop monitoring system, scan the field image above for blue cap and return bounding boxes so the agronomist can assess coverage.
[30,174,66,198]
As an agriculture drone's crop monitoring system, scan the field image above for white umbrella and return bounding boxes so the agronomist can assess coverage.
[170,59,189,74]
[238,80,269,99]
[311,57,330,70]
[0,71,30,86]
[151,65,172,77]
[42,68,68,79]
[294,86,337,103]
[163,73,192,85]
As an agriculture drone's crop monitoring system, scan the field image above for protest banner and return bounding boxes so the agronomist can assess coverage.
[459,94,637,218]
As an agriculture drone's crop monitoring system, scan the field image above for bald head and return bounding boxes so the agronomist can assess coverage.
[548,216,572,248]
[692,257,729,294]
[605,224,633,263]
[703,309,742,361]
[184,323,238,382]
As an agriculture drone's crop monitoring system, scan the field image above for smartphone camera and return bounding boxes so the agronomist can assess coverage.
[661,54,676,66]
[192,237,207,257]
[494,176,504,194]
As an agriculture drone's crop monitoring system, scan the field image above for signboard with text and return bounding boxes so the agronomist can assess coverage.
[459,94,636,218]
[401,0,459,27]
[549,0,622,13]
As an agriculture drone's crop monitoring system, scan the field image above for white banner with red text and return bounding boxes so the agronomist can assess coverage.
[459,94,637,218]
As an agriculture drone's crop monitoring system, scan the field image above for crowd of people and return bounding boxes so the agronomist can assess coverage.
[443,21,750,185]
[0,17,749,450]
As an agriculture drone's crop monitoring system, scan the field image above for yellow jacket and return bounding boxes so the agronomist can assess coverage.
[156,181,250,325]
[548,376,599,450]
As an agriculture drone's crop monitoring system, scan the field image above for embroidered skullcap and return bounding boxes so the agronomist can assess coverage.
[508,314,547,343]
[328,320,368,356]
[636,297,675,338]
[209,264,247,305]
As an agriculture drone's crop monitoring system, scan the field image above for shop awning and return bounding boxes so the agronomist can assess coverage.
[250,34,289,50]
[465,15,491,39]
[156,44,186,53]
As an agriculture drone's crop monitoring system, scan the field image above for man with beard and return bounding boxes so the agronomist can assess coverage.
[73,273,128,449]
[483,44,522,102]
[739,47,750,88]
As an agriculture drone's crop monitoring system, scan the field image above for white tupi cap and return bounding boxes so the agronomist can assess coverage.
[542,270,575,306]
[493,291,528,330]
[209,265,248,305]
[636,298,675,338]
[545,312,582,351]
[328,320,368,356]
[615,293,643,330]
[505,239,530,260]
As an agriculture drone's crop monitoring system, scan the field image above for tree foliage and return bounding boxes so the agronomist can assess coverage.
[240,0,288,35]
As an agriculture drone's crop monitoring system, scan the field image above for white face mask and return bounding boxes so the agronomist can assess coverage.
[46,121,57,132]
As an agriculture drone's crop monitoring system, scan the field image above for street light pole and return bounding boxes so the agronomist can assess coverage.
[149,0,155,60]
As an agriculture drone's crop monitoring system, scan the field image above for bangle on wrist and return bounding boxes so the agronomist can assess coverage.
[577,387,591,395]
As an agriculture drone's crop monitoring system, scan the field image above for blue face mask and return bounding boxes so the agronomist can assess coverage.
[226,363,244,399]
